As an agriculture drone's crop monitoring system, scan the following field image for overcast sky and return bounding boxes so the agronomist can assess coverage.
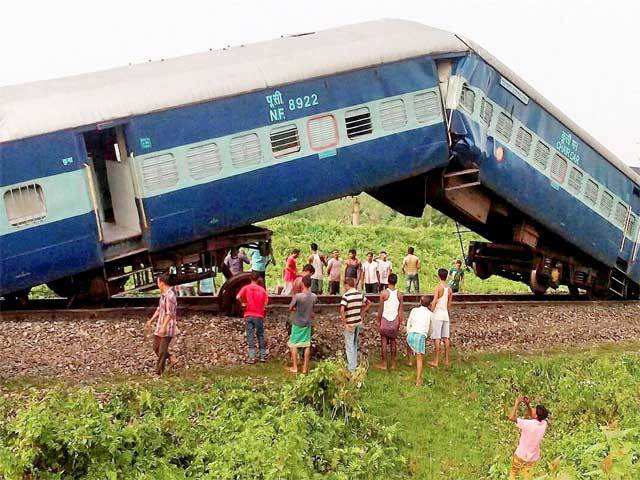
[3,0,638,163]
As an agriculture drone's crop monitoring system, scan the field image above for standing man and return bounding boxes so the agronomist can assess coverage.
[429,268,453,368]
[508,396,549,479]
[402,247,421,293]
[248,243,275,285]
[236,272,269,363]
[344,249,362,289]
[292,264,315,294]
[406,296,432,386]
[375,273,403,370]
[308,243,326,295]
[376,251,393,291]
[282,248,300,295]
[326,250,342,295]
[448,259,465,293]
[224,248,250,277]
[146,275,178,376]
[288,275,318,374]
[362,252,380,294]
[339,277,371,373]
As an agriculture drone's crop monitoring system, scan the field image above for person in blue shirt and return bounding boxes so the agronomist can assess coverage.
[248,243,275,286]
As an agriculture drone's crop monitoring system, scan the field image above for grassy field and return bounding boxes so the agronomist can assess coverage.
[2,347,639,479]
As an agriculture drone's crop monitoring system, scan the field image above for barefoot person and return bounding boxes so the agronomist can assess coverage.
[146,275,178,376]
[406,296,432,386]
[236,273,269,363]
[288,275,317,374]
[429,268,453,368]
[402,246,420,293]
[376,273,403,370]
[508,396,549,479]
[340,277,371,373]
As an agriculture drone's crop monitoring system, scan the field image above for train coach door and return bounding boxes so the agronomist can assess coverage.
[83,126,143,244]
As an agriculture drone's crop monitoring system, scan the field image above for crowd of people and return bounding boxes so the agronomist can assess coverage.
[146,244,548,479]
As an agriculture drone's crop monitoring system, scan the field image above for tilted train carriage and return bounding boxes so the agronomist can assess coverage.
[1,19,638,303]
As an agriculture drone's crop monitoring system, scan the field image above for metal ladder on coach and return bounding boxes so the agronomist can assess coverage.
[609,267,628,298]
[443,168,480,192]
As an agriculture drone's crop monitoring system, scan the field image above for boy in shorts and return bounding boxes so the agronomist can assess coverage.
[429,268,453,368]
[288,275,317,374]
[406,296,432,386]
[375,273,404,370]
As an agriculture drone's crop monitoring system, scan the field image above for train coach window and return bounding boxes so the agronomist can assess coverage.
[600,191,614,218]
[533,141,550,170]
[186,143,222,180]
[380,99,407,131]
[141,154,179,192]
[345,107,373,139]
[550,154,568,183]
[4,183,47,227]
[459,85,475,114]
[627,213,637,237]
[567,167,584,194]
[614,202,628,227]
[270,124,301,158]
[515,128,532,156]
[414,91,440,124]
[480,98,493,127]
[307,114,338,150]
[584,179,599,205]
[230,133,263,167]
[496,113,513,143]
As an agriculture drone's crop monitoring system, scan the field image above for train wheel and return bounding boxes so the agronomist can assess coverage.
[218,272,253,317]
[1,289,30,308]
[472,261,491,280]
[48,271,125,304]
[529,270,548,296]
[568,285,580,298]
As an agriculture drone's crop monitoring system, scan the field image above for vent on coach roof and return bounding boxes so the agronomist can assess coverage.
[4,183,47,227]
[230,133,262,167]
[414,91,440,123]
[584,179,599,205]
[567,167,584,194]
[550,154,568,183]
[515,127,532,155]
[141,153,179,192]
[533,141,550,170]
[600,191,614,218]
[187,143,222,180]
[380,99,407,131]
[308,115,338,150]
[345,107,373,139]
[459,85,475,114]
[270,124,301,158]
[480,98,493,127]
[614,202,628,227]
[496,113,513,143]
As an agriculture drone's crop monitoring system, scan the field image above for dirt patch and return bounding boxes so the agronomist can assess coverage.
[2,302,640,379]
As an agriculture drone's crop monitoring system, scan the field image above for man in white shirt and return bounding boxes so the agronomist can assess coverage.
[307,242,327,294]
[376,251,393,290]
[362,252,380,293]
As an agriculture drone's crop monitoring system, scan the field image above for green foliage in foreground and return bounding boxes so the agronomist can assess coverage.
[364,349,640,479]
[261,218,528,294]
[0,361,406,479]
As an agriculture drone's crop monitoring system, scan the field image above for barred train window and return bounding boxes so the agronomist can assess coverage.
[584,179,599,205]
[614,202,628,227]
[4,183,46,226]
[550,154,568,183]
[230,133,262,167]
[480,98,493,127]
[567,167,584,194]
[379,99,407,131]
[270,124,300,158]
[414,91,440,123]
[515,128,532,155]
[459,85,475,114]
[345,107,373,139]
[496,113,513,142]
[600,191,614,218]
[307,115,338,150]
[141,154,179,192]
[533,141,550,170]
[186,143,221,180]
[627,213,637,237]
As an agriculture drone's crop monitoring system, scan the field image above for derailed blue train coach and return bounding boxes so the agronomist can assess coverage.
[1,19,638,302]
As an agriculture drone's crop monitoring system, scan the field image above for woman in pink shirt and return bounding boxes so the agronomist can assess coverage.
[282,248,300,295]
[507,395,549,479]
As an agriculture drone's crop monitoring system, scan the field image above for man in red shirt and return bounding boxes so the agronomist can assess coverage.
[236,272,270,363]
[282,248,300,295]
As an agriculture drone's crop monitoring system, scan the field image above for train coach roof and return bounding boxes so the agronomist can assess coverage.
[1,18,637,184]
[0,19,465,144]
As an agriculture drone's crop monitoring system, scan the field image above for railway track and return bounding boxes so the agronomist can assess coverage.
[0,292,604,318]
